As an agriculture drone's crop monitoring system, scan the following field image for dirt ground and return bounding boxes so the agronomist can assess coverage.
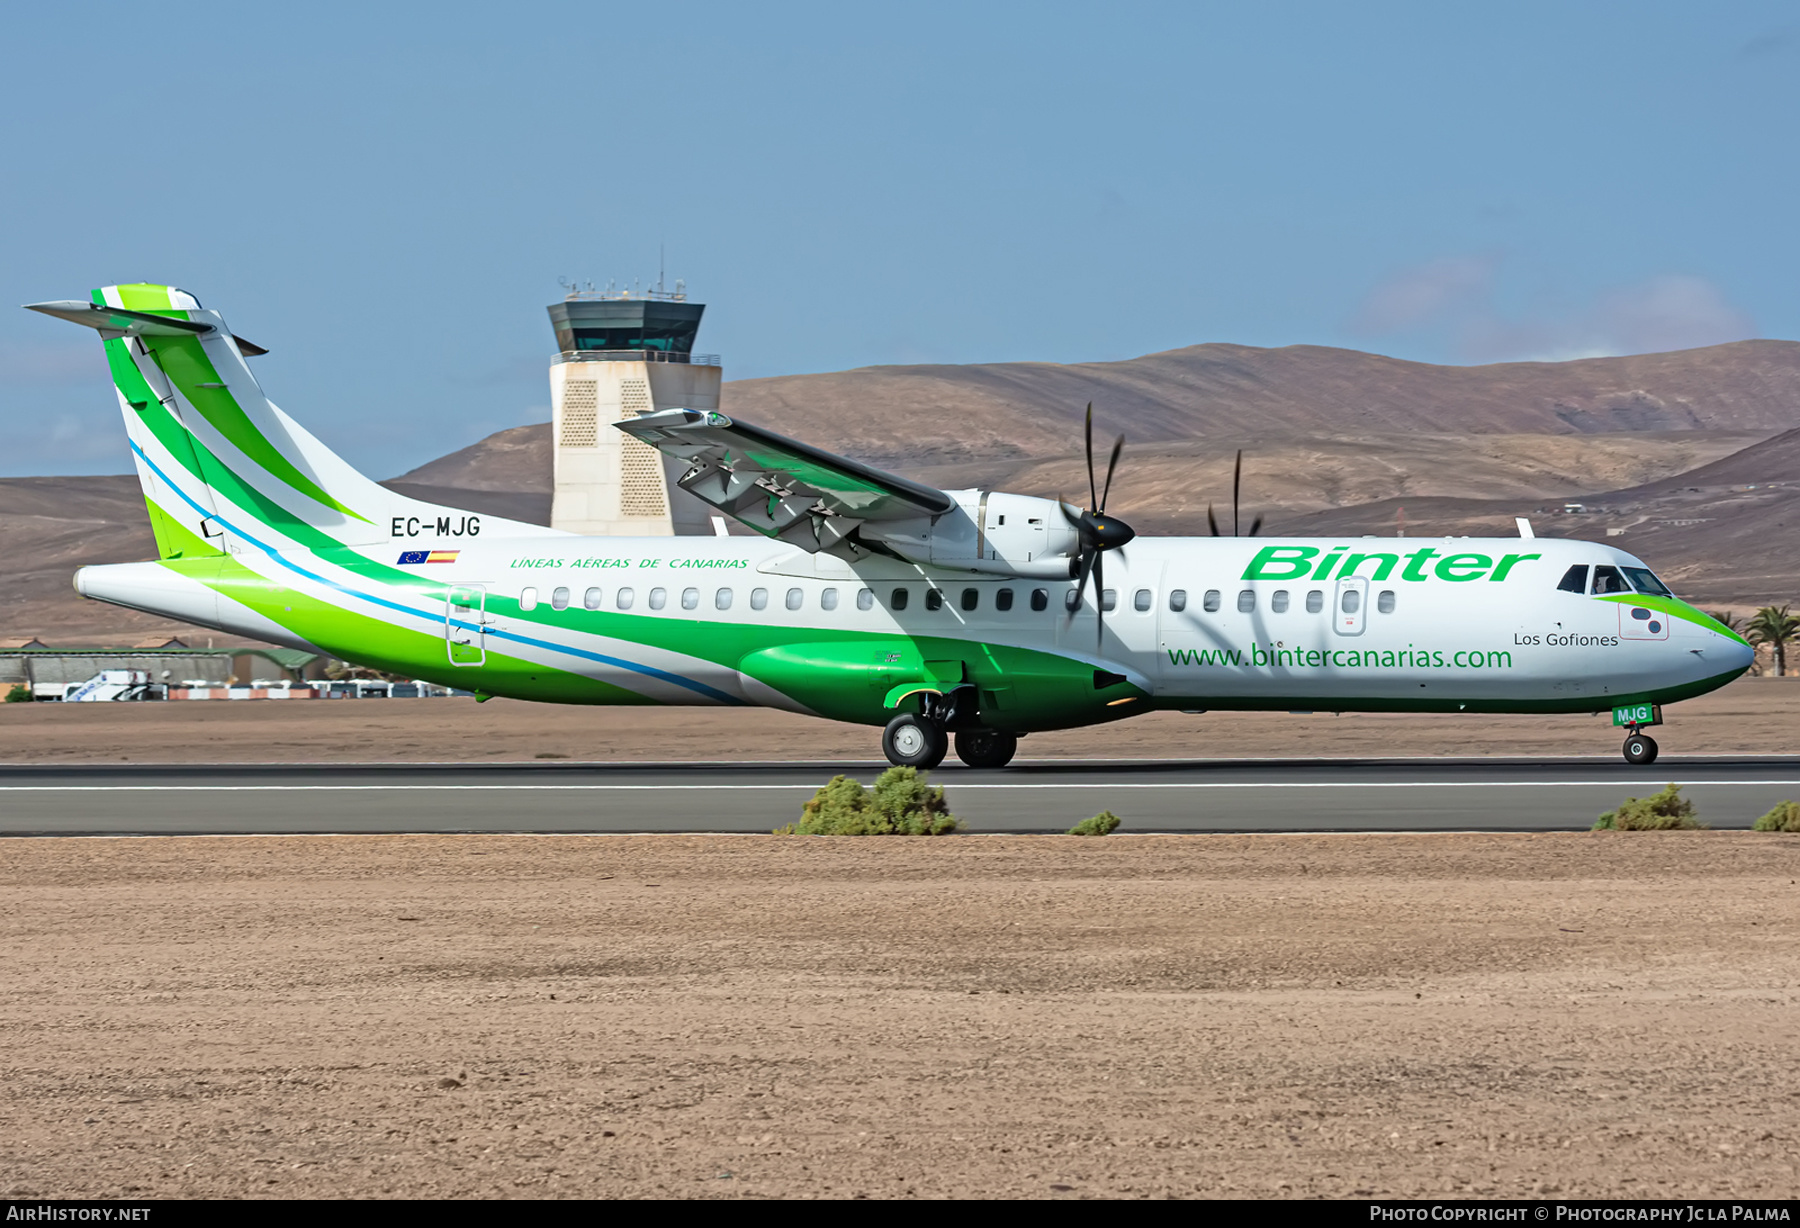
[2,674,1797,765]
[0,832,1797,1199]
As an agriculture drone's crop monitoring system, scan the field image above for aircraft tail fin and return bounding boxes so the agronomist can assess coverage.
[27,284,556,560]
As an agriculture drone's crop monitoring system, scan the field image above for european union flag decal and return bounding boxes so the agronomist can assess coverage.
[397,550,430,565]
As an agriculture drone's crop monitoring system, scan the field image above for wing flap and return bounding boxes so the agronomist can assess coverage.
[618,409,953,549]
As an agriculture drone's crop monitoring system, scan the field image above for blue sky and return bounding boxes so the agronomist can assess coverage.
[3,1,1795,476]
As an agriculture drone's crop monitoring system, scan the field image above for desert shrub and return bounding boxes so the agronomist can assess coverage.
[1753,801,1800,832]
[1593,783,1705,830]
[787,767,960,835]
[4,685,31,703]
[1067,811,1121,836]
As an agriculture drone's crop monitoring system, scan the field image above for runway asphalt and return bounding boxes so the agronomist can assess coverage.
[2,757,1798,836]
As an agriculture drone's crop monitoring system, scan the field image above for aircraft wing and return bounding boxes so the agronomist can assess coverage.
[616,409,954,551]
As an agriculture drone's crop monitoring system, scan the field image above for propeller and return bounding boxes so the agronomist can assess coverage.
[1059,403,1136,647]
[1207,450,1263,537]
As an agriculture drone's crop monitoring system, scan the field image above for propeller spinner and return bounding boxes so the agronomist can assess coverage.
[1059,403,1136,647]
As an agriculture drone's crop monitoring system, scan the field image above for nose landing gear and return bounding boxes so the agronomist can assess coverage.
[1622,729,1659,765]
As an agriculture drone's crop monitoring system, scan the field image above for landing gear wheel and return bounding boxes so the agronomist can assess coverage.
[883,713,948,770]
[1623,733,1659,765]
[954,730,1019,769]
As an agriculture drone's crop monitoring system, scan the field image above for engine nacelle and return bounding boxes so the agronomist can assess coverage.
[856,490,1080,578]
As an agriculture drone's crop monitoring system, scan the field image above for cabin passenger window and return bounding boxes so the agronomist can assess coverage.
[551,586,571,611]
[715,588,733,610]
[786,588,804,611]
[681,587,699,610]
[1556,565,1589,594]
[1271,590,1289,614]
[1305,590,1324,613]
[616,587,634,610]
[1591,565,1630,595]
[961,588,979,612]
[1134,589,1152,612]
[1203,590,1221,613]
[856,588,874,611]
[925,589,944,611]
[1340,588,1360,614]
[1030,588,1048,612]
[996,588,1015,612]
[750,587,769,611]
[649,587,667,610]
[520,587,539,611]
[583,587,602,611]
[1065,589,1082,612]
[1169,589,1187,612]
[1621,567,1673,597]
[1237,590,1255,613]
[1377,590,1396,614]
[821,587,839,611]
[1101,589,1117,612]
[891,588,910,610]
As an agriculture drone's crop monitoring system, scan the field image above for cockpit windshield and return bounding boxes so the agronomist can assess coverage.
[1622,566,1673,598]
[1590,565,1631,595]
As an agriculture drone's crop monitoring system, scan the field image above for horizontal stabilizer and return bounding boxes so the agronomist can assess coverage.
[24,301,267,355]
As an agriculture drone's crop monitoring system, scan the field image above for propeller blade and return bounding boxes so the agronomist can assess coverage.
[1248,514,1264,537]
[1067,547,1096,621]
[1084,403,1098,512]
[1099,434,1124,513]
[1093,550,1106,649]
[1207,504,1220,537]
[1233,449,1243,537]
[1057,497,1082,530]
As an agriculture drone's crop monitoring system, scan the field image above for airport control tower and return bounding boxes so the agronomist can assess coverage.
[547,282,720,535]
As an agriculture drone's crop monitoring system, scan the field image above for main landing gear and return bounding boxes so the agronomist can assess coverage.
[881,713,1019,770]
[1622,730,1659,765]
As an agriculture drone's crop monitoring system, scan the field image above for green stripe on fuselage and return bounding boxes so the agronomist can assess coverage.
[1595,593,1746,643]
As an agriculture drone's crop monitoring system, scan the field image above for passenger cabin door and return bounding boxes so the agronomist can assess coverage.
[1333,577,1368,637]
[446,584,488,666]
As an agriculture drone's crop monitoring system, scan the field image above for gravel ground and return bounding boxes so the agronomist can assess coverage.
[1,675,1797,765]
[2,831,1797,1199]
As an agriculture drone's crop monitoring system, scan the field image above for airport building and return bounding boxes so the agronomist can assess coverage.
[547,283,721,536]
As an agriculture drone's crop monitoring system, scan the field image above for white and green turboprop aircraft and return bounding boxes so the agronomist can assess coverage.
[28,284,1753,767]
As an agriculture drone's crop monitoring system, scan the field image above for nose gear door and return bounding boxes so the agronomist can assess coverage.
[446,584,489,666]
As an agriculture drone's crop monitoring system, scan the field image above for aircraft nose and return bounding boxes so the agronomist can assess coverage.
[1727,635,1756,673]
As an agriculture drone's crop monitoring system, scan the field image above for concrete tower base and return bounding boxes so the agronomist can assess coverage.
[549,357,721,536]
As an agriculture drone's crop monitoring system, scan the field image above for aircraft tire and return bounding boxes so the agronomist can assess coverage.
[884,713,948,770]
[1622,733,1658,765]
[954,730,1019,769]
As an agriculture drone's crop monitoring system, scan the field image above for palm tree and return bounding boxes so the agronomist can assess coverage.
[1746,605,1800,677]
